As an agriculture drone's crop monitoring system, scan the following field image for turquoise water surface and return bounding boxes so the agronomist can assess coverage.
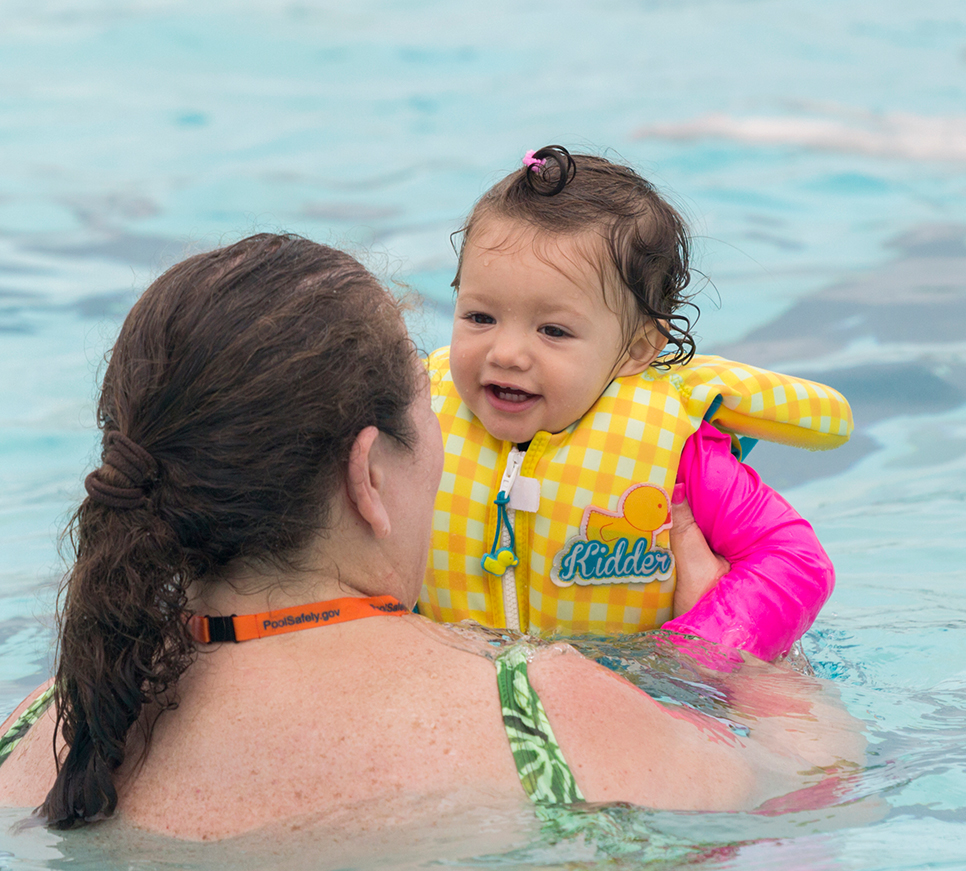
[2,0,966,867]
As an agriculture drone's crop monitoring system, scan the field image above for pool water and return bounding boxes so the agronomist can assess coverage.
[2,0,966,867]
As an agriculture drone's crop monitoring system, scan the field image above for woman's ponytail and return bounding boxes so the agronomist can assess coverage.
[43,434,194,828]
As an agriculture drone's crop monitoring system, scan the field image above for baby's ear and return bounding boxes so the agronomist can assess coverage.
[615,321,669,377]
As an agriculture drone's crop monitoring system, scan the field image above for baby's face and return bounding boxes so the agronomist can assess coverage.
[451,221,652,443]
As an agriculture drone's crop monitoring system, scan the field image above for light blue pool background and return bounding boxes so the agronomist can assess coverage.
[2,0,966,867]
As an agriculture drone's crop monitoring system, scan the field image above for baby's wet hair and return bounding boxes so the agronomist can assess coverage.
[453,145,697,366]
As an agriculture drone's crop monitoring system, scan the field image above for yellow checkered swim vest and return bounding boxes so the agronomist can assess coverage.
[420,348,852,636]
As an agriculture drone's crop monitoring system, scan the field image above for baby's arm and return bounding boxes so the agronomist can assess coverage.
[662,421,834,660]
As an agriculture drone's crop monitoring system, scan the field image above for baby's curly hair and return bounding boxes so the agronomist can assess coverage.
[452,145,697,366]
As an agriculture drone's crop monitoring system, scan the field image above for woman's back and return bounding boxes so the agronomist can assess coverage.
[0,618,526,840]
[1,610,859,840]
[119,618,530,839]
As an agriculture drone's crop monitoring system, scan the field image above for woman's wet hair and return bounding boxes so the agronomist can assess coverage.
[42,233,419,828]
[453,145,697,366]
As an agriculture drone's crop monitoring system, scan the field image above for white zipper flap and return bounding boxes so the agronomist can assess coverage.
[500,446,541,512]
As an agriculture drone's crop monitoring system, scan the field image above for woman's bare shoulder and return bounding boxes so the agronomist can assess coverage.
[0,679,54,736]
[526,646,757,811]
[0,680,60,808]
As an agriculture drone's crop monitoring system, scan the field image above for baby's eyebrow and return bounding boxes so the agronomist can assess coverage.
[533,302,593,322]
[456,289,595,324]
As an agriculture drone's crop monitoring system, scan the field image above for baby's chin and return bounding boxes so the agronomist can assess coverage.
[465,403,539,444]
[480,416,539,445]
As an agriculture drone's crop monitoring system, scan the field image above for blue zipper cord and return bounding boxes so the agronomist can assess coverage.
[481,490,518,575]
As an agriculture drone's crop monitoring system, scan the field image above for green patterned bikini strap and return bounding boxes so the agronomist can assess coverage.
[495,645,584,805]
[0,684,56,767]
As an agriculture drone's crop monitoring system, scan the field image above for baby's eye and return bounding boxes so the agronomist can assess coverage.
[464,312,495,325]
[540,325,572,339]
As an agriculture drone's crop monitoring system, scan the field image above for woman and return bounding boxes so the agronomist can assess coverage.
[0,235,862,841]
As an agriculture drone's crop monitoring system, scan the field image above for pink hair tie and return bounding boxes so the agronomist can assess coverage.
[523,150,546,173]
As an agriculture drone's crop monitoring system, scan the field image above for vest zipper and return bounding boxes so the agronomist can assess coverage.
[501,507,519,631]
[498,447,525,632]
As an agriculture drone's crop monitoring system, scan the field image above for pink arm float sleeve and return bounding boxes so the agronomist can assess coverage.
[661,421,834,661]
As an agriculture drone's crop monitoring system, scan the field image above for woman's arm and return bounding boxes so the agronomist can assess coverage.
[663,421,834,661]
[669,487,731,616]
[528,645,865,812]
[527,648,757,810]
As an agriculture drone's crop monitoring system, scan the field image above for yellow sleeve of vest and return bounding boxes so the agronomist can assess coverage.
[675,355,853,451]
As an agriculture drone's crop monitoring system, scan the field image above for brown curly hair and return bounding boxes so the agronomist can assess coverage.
[43,234,419,828]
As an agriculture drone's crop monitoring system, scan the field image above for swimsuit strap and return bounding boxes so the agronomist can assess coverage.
[495,645,584,805]
[0,683,56,768]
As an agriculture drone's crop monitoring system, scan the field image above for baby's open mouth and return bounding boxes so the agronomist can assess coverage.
[487,385,538,404]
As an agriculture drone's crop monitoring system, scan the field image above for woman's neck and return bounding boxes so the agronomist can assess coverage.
[187,564,370,618]
[186,500,420,617]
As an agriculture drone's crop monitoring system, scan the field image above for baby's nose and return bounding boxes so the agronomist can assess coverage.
[487,329,531,368]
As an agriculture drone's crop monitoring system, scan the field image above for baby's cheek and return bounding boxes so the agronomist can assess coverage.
[450,373,483,424]
[451,337,479,371]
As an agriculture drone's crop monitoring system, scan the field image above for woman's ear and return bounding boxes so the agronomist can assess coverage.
[615,320,669,378]
[346,426,391,539]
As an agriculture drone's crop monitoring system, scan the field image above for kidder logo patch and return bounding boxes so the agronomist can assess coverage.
[550,484,674,587]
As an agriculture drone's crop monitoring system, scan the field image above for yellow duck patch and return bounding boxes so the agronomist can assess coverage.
[551,484,675,588]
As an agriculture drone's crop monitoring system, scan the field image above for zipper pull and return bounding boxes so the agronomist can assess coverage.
[498,446,525,497]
